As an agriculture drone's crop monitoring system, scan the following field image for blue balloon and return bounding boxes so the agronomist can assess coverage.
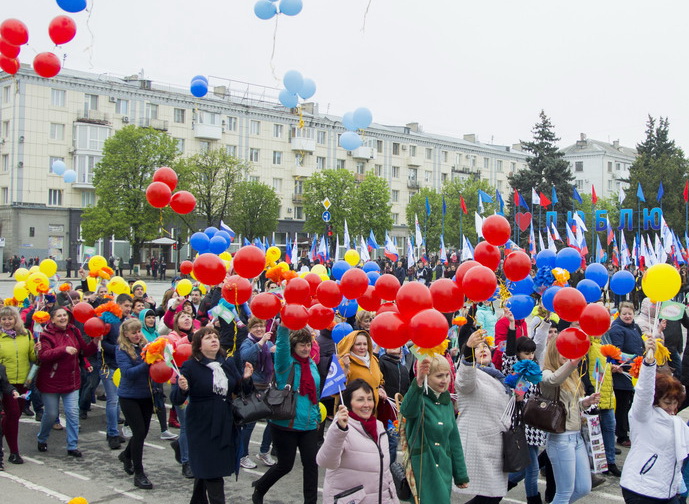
[209,235,228,255]
[190,79,208,98]
[342,112,357,131]
[340,131,362,151]
[366,271,380,286]
[298,78,316,100]
[190,232,210,253]
[283,70,304,94]
[279,89,298,108]
[541,286,562,313]
[610,270,635,295]
[331,260,351,281]
[506,295,535,320]
[254,0,277,19]
[332,322,353,343]
[62,169,76,183]
[279,0,303,16]
[57,0,87,13]
[52,160,66,175]
[556,247,582,273]
[362,261,381,273]
[191,75,208,85]
[335,299,358,318]
[352,107,373,130]
[215,230,232,244]
[577,279,601,303]
[509,276,534,295]
[536,249,557,269]
[584,263,609,288]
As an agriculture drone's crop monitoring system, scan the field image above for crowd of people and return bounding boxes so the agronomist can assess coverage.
[1,254,689,504]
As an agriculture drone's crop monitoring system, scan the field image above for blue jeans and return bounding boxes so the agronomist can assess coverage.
[240,421,272,457]
[599,409,617,465]
[546,432,591,504]
[37,390,79,450]
[508,444,540,497]
[100,369,120,437]
[175,404,188,464]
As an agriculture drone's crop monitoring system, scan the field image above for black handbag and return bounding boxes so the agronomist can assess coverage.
[390,461,412,500]
[523,386,567,434]
[264,364,297,421]
[503,402,531,473]
[233,389,272,426]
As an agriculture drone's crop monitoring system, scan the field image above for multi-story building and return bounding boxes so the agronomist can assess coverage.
[0,67,529,268]
[561,133,637,199]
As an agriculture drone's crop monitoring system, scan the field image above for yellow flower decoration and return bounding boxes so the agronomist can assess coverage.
[5,298,19,306]
[641,335,672,366]
[552,268,570,286]
[141,338,168,364]
[498,280,511,307]
[485,336,495,347]
[411,339,449,360]
[452,316,467,326]
[32,311,50,324]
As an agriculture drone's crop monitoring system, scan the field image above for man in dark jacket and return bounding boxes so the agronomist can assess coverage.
[394,261,406,286]
[379,346,410,463]
[665,310,689,380]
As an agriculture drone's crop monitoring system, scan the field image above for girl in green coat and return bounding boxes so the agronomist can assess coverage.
[401,355,468,504]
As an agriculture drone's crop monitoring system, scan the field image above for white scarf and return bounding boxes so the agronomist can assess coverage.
[352,352,371,368]
[205,361,228,396]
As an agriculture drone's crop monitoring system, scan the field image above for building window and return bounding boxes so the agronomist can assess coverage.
[392,143,400,155]
[470,156,476,168]
[336,159,345,170]
[375,164,383,177]
[608,161,613,172]
[2,120,9,137]
[75,124,109,150]
[316,156,325,170]
[146,103,159,120]
[226,145,237,157]
[2,86,10,104]
[115,99,129,115]
[317,130,326,144]
[175,138,185,154]
[425,148,432,160]
[50,123,65,141]
[249,148,260,162]
[295,154,304,167]
[51,89,66,107]
[200,141,211,153]
[497,180,503,191]
[1,187,7,204]
[272,178,282,192]
[616,162,621,171]
[82,190,95,208]
[294,206,303,219]
[441,173,448,183]
[424,170,431,183]
[442,151,448,163]
[29,227,35,237]
[496,160,503,172]
[249,175,260,183]
[273,124,283,138]
[511,162,516,173]
[226,116,237,131]
[575,161,584,172]
[273,151,282,165]
[49,156,65,174]
[408,167,418,182]
[391,190,399,202]
[409,145,417,157]
[250,120,261,135]
[174,108,186,123]
[408,192,416,203]
[48,189,63,206]
[392,166,400,178]
[294,180,303,194]
[392,213,399,225]
[356,162,365,174]
[2,154,8,172]
[484,157,489,169]
[608,180,613,191]
[75,154,100,184]
[376,140,383,153]
[84,94,98,113]
[575,179,584,190]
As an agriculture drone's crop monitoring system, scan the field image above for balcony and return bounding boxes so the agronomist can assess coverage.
[291,137,316,152]
[139,118,169,131]
[193,123,222,140]
[292,193,304,204]
[351,146,376,160]
[407,155,420,167]
[76,110,111,125]
[407,179,419,189]
[72,171,94,189]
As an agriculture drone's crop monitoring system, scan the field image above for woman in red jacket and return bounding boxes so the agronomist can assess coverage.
[492,308,528,369]
[36,307,101,456]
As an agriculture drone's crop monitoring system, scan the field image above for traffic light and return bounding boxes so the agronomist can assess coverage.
[327,225,333,237]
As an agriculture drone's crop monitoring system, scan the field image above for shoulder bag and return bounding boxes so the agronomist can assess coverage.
[264,363,297,420]
[503,401,531,472]
[233,387,272,426]
[523,385,567,434]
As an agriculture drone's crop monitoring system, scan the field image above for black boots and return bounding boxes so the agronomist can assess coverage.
[134,472,152,490]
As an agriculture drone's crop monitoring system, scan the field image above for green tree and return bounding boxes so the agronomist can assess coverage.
[405,188,443,252]
[81,126,179,261]
[302,169,356,236]
[224,181,280,240]
[508,110,574,215]
[442,177,499,246]
[350,173,393,240]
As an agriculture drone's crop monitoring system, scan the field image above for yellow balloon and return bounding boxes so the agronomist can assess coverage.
[86,277,99,293]
[190,270,197,281]
[14,268,29,282]
[13,282,29,301]
[319,402,327,423]
[266,246,281,263]
[131,280,147,294]
[113,368,121,388]
[277,262,289,272]
[176,279,193,296]
[311,264,327,276]
[219,252,232,261]
[88,255,107,272]
[29,266,39,274]
[344,249,360,267]
[197,284,207,295]
[222,259,231,271]
[299,271,309,278]
[39,259,58,277]
[319,274,330,282]
[642,263,681,302]
[26,272,49,295]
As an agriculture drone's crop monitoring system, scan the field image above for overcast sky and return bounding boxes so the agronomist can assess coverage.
[6,0,689,151]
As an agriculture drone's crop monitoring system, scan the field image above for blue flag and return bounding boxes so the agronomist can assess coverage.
[478,190,494,203]
[657,181,664,202]
[243,237,251,246]
[442,195,446,216]
[637,183,645,202]
[320,356,347,398]
[551,186,558,206]
[425,196,431,217]
[367,230,380,250]
[572,187,583,204]
[518,192,530,211]
[495,189,505,214]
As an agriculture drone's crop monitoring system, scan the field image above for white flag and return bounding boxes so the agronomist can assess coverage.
[335,235,341,262]
[407,236,415,269]
[475,212,484,239]
[573,212,588,233]
[538,231,546,253]
[291,234,299,268]
[359,235,370,262]
[343,219,351,250]
[618,186,626,206]
[414,214,423,247]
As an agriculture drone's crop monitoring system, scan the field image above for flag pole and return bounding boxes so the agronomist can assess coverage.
[459,202,463,256]
[591,201,595,265]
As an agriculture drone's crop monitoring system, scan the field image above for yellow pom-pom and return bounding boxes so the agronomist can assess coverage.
[69,498,89,504]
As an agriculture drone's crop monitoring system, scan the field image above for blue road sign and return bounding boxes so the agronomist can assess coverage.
[322,211,331,222]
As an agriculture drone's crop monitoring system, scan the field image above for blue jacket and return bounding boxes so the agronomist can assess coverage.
[115,344,151,399]
[270,325,320,432]
[239,336,274,385]
[99,317,123,373]
[603,317,644,391]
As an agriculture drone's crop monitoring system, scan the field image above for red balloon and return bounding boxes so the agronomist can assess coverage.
[173,343,192,367]
[454,260,480,288]
[374,274,401,301]
[316,280,342,308]
[280,304,309,330]
[0,55,18,75]
[170,191,196,214]
[304,273,322,296]
[308,303,334,330]
[32,52,61,78]
[579,304,611,337]
[192,253,227,286]
[369,311,409,349]
[556,327,591,360]
[552,287,587,322]
[429,278,464,313]
[482,215,511,246]
[153,166,178,191]
[284,277,311,305]
[150,361,174,383]
[339,268,369,300]
[222,275,252,305]
[409,309,450,348]
[180,260,193,275]
[0,39,19,58]
[72,301,95,324]
[146,181,172,208]
[48,16,77,45]
[84,317,105,338]
[358,285,382,312]
[250,292,282,319]
[396,282,433,321]
[232,246,266,279]
[462,265,497,302]
[162,333,182,347]
[474,242,501,271]
[377,302,399,315]
[0,19,29,46]
[503,250,532,282]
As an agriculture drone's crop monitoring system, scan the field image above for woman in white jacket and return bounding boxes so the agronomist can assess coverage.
[620,337,689,504]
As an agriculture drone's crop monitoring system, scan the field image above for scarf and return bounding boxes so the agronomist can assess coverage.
[249,334,274,380]
[467,360,511,394]
[349,410,378,440]
[205,360,229,396]
[352,352,371,368]
[3,329,17,339]
[292,353,317,404]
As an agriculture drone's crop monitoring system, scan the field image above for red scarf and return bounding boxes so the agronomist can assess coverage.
[349,411,378,440]
[292,353,317,404]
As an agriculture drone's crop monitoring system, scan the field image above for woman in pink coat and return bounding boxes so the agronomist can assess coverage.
[317,379,399,504]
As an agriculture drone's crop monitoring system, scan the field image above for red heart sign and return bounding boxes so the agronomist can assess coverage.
[515,212,532,232]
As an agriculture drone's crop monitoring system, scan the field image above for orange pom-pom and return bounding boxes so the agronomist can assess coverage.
[32,311,50,324]
[452,316,467,326]
[600,344,622,362]
[59,283,71,292]
[629,355,643,379]
[94,301,123,319]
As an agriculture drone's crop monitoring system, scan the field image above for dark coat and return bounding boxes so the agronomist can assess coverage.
[0,363,17,412]
[603,317,644,390]
[170,354,251,479]
[98,317,123,372]
[379,353,410,398]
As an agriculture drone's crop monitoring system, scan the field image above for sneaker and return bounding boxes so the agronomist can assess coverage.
[240,456,257,469]
[604,463,622,477]
[97,394,107,401]
[615,448,622,455]
[35,411,43,422]
[67,449,82,458]
[37,442,48,452]
[8,453,24,464]
[160,430,178,440]
[257,452,276,466]
[107,436,121,450]
[618,440,631,448]
[122,425,133,439]
[168,418,181,429]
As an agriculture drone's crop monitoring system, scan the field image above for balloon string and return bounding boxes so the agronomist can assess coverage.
[269,15,280,82]
[84,0,96,69]
[361,0,373,33]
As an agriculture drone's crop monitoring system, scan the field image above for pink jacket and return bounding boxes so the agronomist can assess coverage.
[492,317,528,369]
[163,303,201,331]
[317,418,399,504]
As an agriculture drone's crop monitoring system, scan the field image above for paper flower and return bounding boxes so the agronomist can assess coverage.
[513,359,542,384]
[141,337,168,364]
[551,268,570,286]
[59,283,71,292]
[629,355,643,379]
[32,311,50,324]
[410,340,449,360]
[600,344,623,363]
[452,316,467,326]
[484,336,495,347]
[655,340,671,366]
[505,372,520,389]
[5,298,18,306]
[94,301,122,319]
